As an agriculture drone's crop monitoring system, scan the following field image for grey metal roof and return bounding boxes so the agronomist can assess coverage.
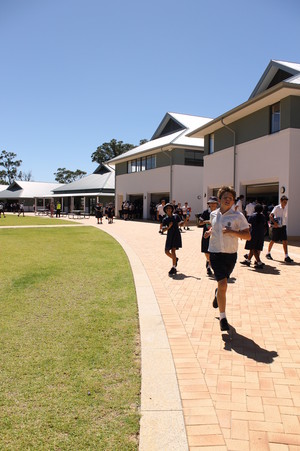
[108,113,212,165]
[52,164,115,193]
[0,181,62,199]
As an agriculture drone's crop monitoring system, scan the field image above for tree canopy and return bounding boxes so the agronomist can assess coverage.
[54,168,87,184]
[0,150,23,185]
[91,138,148,165]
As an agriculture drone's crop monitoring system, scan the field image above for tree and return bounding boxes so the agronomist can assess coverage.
[17,170,33,181]
[91,139,135,165]
[91,138,148,165]
[54,168,87,184]
[0,150,22,185]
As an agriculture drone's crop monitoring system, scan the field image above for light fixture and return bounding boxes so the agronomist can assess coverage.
[280,186,285,194]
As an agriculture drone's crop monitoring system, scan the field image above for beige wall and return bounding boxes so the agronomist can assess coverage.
[115,165,204,219]
[203,128,300,237]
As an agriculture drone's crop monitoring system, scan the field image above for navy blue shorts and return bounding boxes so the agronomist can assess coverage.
[210,252,237,281]
[270,225,287,242]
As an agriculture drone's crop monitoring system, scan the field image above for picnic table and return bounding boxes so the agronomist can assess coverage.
[68,210,90,219]
[35,208,50,216]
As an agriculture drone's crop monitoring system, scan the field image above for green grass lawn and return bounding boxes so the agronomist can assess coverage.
[0,213,74,227]
[0,226,140,450]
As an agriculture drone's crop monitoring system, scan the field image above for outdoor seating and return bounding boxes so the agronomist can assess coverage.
[68,210,90,219]
[35,208,50,216]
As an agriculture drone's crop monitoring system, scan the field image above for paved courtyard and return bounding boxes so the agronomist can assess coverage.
[85,216,300,451]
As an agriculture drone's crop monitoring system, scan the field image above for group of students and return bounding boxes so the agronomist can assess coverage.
[161,186,293,332]
[157,199,191,234]
[94,203,114,224]
[0,201,25,217]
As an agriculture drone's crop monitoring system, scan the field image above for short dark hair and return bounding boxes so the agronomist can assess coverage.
[255,203,263,213]
[280,195,288,201]
[218,185,236,200]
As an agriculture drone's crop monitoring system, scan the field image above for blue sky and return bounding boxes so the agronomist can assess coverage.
[0,0,299,182]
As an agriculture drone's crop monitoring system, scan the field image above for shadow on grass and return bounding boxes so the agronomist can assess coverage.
[222,325,278,363]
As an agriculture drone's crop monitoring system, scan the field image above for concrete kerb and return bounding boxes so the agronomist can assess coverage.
[98,225,189,451]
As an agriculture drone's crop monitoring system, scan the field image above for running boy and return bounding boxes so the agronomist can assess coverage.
[162,203,184,276]
[204,186,250,331]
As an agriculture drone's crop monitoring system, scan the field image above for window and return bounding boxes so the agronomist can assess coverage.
[146,155,156,170]
[141,157,146,171]
[184,150,203,166]
[271,102,280,133]
[127,154,156,173]
[209,134,214,154]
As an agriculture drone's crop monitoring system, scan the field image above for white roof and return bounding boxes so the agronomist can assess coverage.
[250,59,300,98]
[52,164,115,193]
[108,112,212,164]
[0,181,62,199]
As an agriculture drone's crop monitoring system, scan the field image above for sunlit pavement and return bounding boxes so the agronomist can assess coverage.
[91,218,300,450]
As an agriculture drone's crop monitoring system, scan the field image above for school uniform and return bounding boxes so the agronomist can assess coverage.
[163,214,182,251]
[209,207,249,281]
[245,212,265,251]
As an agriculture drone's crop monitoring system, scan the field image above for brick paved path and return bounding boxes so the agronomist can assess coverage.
[91,218,300,450]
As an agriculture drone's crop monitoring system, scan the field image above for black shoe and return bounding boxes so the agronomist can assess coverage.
[207,267,212,276]
[285,256,293,263]
[240,260,251,266]
[266,253,273,260]
[244,253,249,259]
[256,262,265,269]
[220,317,230,331]
[175,257,179,267]
[212,288,218,308]
[169,267,177,276]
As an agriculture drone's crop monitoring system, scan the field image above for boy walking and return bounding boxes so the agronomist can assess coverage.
[266,195,293,263]
[205,186,250,331]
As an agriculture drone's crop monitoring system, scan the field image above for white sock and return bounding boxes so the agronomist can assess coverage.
[220,312,226,320]
[285,254,289,258]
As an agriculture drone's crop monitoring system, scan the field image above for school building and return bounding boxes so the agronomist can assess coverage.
[188,59,300,238]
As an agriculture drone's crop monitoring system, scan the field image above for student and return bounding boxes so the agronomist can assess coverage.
[198,196,219,275]
[241,203,266,268]
[162,203,184,276]
[182,201,191,230]
[266,195,293,263]
[235,194,244,213]
[0,202,5,218]
[157,200,166,234]
[204,186,250,331]
[95,202,103,224]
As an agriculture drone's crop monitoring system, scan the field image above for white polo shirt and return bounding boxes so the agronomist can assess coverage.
[271,204,288,226]
[208,207,249,253]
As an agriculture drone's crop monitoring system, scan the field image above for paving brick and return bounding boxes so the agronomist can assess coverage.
[97,219,300,451]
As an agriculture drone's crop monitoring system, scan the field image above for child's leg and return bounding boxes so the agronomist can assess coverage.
[171,248,177,266]
[165,249,173,260]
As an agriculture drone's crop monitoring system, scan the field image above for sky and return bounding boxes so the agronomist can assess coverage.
[0,0,300,182]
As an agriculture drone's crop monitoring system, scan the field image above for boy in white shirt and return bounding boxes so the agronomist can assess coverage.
[205,186,250,331]
[266,195,293,263]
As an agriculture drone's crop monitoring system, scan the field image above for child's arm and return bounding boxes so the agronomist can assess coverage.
[204,227,212,239]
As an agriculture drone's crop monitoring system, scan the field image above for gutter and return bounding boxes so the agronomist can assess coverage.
[221,118,236,191]
[163,149,173,201]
